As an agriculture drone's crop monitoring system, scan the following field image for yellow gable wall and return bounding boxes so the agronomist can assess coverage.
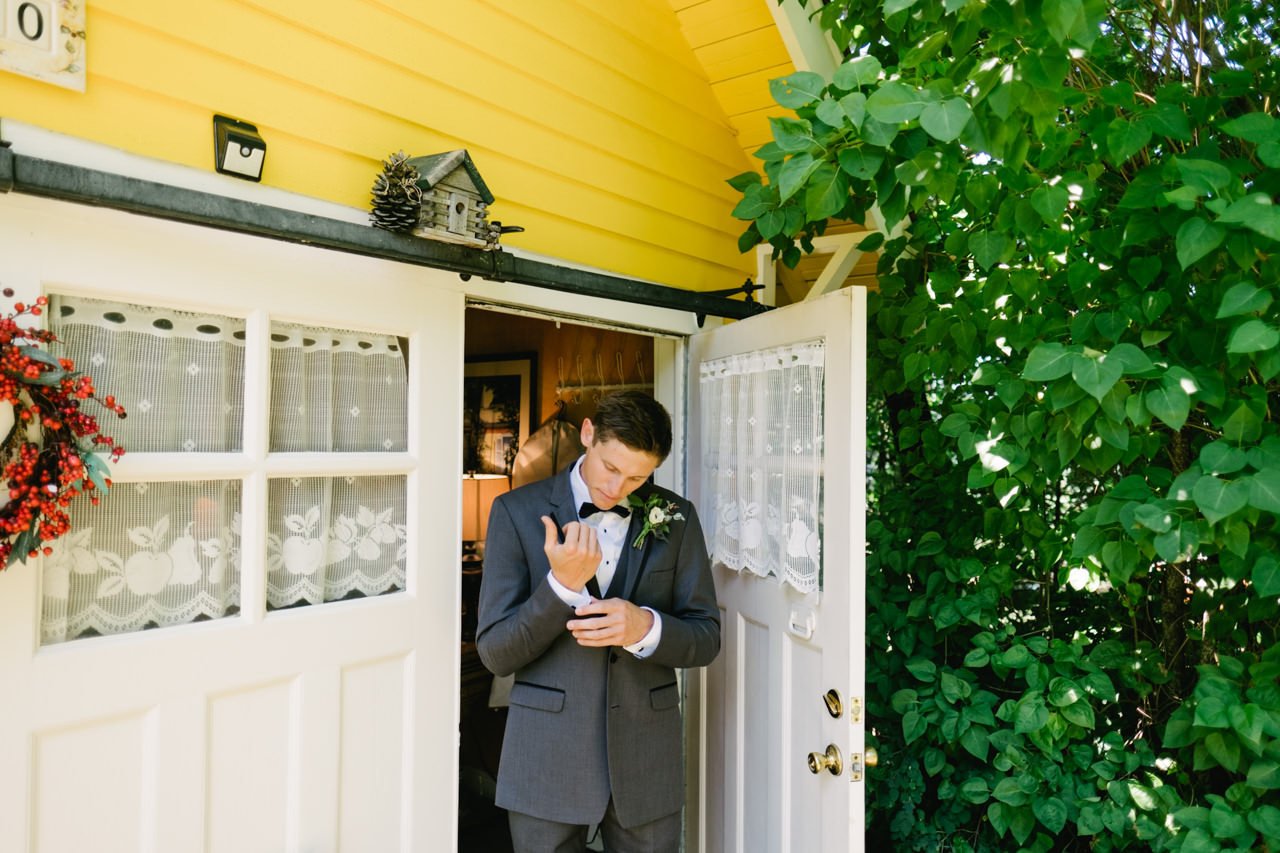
[0,0,755,291]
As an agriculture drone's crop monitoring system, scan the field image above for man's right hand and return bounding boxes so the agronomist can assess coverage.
[541,515,601,592]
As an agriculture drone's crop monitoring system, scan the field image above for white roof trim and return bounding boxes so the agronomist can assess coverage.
[767,0,843,78]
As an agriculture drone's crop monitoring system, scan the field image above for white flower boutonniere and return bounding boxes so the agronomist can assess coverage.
[627,492,685,549]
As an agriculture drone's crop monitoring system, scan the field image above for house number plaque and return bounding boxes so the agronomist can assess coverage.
[0,0,85,91]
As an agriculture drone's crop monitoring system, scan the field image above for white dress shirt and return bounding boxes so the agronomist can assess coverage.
[545,458,663,658]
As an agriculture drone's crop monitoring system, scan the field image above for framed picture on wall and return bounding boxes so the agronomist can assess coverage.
[463,355,536,475]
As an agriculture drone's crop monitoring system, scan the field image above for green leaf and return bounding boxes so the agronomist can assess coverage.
[903,709,927,744]
[1205,731,1241,772]
[833,54,883,90]
[1023,343,1076,381]
[866,82,928,124]
[769,71,826,109]
[1078,804,1104,835]
[1217,194,1280,242]
[1217,281,1273,318]
[1145,381,1191,431]
[1227,319,1280,354]
[993,776,1030,806]
[906,658,937,682]
[1248,804,1280,839]
[1030,184,1069,224]
[1072,355,1123,401]
[778,153,819,203]
[1048,678,1082,707]
[883,0,921,16]
[1108,118,1153,163]
[1013,695,1049,734]
[1177,158,1232,193]
[960,777,990,804]
[1193,475,1249,525]
[1221,112,1280,144]
[1042,0,1086,44]
[1033,796,1068,833]
[1202,441,1248,475]
[725,172,761,192]
[770,116,819,153]
[1248,760,1280,789]
[1254,555,1280,596]
[960,725,989,760]
[82,451,112,494]
[838,147,882,180]
[1134,502,1173,532]
[839,92,867,128]
[1061,700,1096,728]
[803,165,848,220]
[969,231,1009,270]
[1248,470,1280,514]
[1210,802,1249,838]
[731,183,773,220]
[815,97,847,129]
[1176,217,1226,269]
[919,98,973,143]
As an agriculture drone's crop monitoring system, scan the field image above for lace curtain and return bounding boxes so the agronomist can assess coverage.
[40,295,409,645]
[699,340,825,592]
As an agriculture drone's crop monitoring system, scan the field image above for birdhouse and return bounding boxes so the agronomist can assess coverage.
[407,150,495,248]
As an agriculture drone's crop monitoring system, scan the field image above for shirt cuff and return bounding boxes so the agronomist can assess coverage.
[546,571,593,609]
[624,608,662,658]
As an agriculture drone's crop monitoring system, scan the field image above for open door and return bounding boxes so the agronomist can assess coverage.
[688,287,867,852]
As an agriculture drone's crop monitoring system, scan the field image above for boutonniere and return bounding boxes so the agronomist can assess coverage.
[627,493,685,549]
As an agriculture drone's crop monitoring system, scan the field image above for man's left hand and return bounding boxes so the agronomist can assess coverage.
[567,598,654,647]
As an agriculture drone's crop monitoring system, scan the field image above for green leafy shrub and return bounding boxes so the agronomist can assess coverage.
[739,1,1280,849]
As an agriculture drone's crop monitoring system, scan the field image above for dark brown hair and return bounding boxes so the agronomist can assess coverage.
[590,390,672,462]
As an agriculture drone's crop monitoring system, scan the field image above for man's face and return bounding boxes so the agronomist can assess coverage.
[579,420,660,510]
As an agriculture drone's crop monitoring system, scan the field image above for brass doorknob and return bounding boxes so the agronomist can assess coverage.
[807,744,843,775]
[865,747,879,768]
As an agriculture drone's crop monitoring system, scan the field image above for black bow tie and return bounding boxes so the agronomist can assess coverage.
[579,501,630,519]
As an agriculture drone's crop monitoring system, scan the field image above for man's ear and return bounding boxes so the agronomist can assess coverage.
[580,418,595,446]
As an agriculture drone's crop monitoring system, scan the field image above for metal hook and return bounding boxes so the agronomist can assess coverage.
[634,352,647,386]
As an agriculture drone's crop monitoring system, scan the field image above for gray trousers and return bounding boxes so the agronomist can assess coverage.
[508,800,681,853]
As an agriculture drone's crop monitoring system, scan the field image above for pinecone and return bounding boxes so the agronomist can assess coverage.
[369,151,422,233]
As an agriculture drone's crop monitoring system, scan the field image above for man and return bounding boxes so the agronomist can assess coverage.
[476,391,720,852]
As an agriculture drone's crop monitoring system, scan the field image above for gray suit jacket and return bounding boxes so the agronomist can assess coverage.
[475,463,720,828]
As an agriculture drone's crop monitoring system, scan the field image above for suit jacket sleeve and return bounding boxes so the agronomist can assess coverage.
[643,500,721,670]
[474,494,574,677]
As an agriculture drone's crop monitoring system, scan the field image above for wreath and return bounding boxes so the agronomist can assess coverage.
[0,289,126,568]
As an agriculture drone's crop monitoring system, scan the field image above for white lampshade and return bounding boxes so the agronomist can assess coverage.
[462,474,510,542]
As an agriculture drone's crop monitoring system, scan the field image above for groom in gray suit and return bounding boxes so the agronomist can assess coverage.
[476,391,720,852]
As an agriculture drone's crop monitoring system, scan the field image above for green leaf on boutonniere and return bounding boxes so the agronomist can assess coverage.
[626,492,686,549]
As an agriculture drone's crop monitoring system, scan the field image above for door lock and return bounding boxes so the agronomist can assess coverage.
[823,689,842,718]
[807,743,843,776]
[850,748,879,781]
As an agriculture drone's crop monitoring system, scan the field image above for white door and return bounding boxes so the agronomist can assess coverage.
[0,194,464,852]
[688,287,867,853]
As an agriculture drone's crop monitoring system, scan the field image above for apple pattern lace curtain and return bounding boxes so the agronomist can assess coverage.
[698,340,825,593]
[39,295,409,644]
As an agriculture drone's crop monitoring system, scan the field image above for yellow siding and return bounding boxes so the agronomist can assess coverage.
[667,0,796,165]
[0,0,757,290]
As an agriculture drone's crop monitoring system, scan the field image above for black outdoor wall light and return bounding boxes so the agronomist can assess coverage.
[212,114,266,182]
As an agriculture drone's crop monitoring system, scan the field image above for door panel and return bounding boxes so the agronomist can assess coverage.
[0,194,463,852]
[689,288,867,853]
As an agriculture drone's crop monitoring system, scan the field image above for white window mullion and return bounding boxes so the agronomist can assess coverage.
[240,309,271,625]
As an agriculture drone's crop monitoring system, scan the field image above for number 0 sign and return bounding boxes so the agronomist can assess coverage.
[1,0,86,91]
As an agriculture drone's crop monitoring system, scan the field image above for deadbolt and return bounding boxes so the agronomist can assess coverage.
[807,743,843,776]
[823,689,842,718]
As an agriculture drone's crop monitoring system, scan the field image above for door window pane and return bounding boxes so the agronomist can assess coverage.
[266,475,407,609]
[41,480,243,644]
[48,295,246,452]
[269,323,408,452]
[699,341,826,592]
